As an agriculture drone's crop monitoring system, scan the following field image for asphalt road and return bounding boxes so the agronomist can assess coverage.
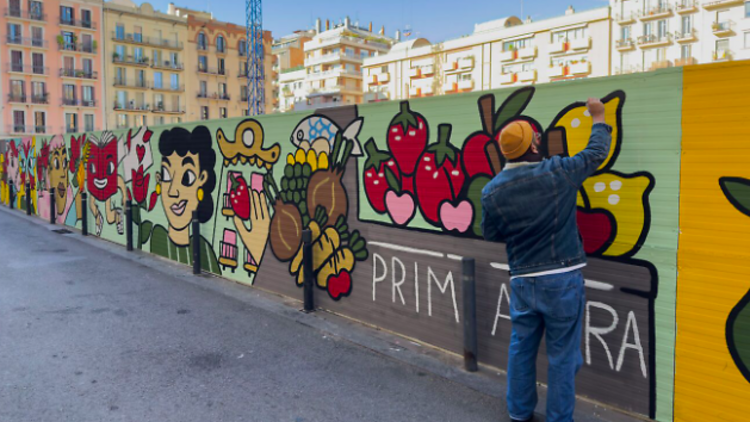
[0,209,506,422]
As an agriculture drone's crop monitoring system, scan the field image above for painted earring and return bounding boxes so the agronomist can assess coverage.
[197,188,204,202]
[155,184,161,195]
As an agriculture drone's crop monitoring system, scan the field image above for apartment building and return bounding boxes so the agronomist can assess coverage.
[272,30,313,112]
[167,5,273,121]
[299,18,395,110]
[103,0,188,130]
[2,0,105,137]
[612,0,750,74]
[363,6,611,103]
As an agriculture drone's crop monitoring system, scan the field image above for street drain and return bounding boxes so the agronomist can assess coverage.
[52,229,73,235]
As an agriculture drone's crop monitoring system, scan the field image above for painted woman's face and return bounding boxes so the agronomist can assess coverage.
[49,146,69,214]
[160,152,207,231]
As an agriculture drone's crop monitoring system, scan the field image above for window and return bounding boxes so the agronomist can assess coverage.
[745,32,750,49]
[116,25,125,40]
[154,93,164,109]
[137,69,145,87]
[116,67,125,84]
[503,37,533,51]
[201,106,209,120]
[198,32,207,50]
[116,45,125,59]
[13,110,25,133]
[345,47,355,56]
[621,26,631,40]
[170,52,179,67]
[63,84,77,105]
[171,74,179,90]
[134,26,142,43]
[117,91,127,108]
[117,114,128,129]
[643,22,652,37]
[83,58,93,76]
[82,86,95,106]
[218,58,225,75]
[219,83,227,97]
[717,39,729,52]
[81,10,92,28]
[681,44,691,59]
[31,81,45,103]
[240,85,248,101]
[32,53,44,74]
[360,50,370,59]
[11,50,23,72]
[60,6,74,25]
[7,23,21,43]
[239,39,247,56]
[217,35,225,53]
[199,56,207,71]
[746,1,750,18]
[153,49,162,66]
[171,95,180,112]
[84,114,95,132]
[657,20,668,38]
[31,27,43,47]
[220,107,227,118]
[65,113,78,133]
[155,116,165,125]
[200,81,207,95]
[11,80,25,101]
[681,16,692,35]
[29,1,43,20]
[154,72,163,89]
[34,112,46,133]
[8,0,20,15]
[136,115,147,127]
[134,47,144,62]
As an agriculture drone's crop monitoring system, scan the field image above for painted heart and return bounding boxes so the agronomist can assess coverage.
[136,145,146,163]
[576,208,615,255]
[385,190,415,226]
[439,200,473,233]
[327,270,352,300]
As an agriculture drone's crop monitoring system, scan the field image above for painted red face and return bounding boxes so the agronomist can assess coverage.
[87,139,118,201]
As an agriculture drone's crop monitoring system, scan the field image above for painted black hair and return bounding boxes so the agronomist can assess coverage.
[158,126,216,223]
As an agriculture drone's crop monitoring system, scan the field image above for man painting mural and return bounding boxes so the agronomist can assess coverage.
[481,98,610,422]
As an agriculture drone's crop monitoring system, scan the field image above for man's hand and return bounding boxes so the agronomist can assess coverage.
[587,98,606,124]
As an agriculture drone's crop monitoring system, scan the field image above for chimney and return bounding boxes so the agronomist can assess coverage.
[566,5,575,15]
[395,30,401,41]
[326,19,330,30]
[344,16,350,27]
[315,18,321,34]
[380,25,385,35]
[369,22,373,32]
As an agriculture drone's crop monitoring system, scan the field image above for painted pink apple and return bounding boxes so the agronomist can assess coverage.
[440,200,473,233]
[385,190,416,226]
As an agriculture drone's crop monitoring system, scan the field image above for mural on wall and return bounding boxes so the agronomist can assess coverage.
[87,132,126,237]
[722,177,750,383]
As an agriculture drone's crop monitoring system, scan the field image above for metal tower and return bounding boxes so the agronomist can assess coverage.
[246,0,264,115]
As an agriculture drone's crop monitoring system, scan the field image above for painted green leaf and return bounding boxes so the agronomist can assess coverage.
[140,221,153,245]
[494,87,535,133]
[720,177,750,217]
[466,175,491,237]
[132,205,142,225]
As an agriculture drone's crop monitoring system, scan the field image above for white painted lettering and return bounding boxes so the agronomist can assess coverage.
[616,311,647,378]
[491,282,511,336]
[585,301,618,369]
[372,253,387,301]
[392,256,406,305]
[427,267,459,323]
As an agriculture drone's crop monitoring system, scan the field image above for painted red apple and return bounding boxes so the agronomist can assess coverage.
[576,208,615,255]
[327,270,352,300]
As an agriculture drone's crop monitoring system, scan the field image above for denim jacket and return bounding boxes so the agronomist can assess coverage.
[481,123,612,277]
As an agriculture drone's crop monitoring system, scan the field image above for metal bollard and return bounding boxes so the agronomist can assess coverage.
[26,183,31,215]
[462,257,478,372]
[302,229,314,312]
[192,210,201,275]
[81,192,88,236]
[9,181,14,210]
[125,200,133,251]
[49,188,56,224]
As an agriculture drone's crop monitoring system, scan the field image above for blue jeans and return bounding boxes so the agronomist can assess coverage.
[507,270,585,422]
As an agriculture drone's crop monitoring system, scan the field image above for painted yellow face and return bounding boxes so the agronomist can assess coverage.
[159,152,208,232]
[49,146,69,213]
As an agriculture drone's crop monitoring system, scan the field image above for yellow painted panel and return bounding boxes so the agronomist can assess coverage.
[675,61,750,421]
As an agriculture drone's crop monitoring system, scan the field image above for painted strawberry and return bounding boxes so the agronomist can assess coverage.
[387,101,428,176]
[363,138,401,214]
[415,124,466,225]
[229,173,251,220]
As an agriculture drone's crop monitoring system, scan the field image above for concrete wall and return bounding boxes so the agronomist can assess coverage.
[3,60,750,422]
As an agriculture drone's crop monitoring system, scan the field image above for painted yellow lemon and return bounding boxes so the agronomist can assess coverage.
[552,92,623,172]
[581,172,653,257]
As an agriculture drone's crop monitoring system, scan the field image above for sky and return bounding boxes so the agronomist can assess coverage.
[141,0,611,43]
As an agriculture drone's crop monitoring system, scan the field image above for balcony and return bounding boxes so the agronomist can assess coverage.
[499,50,517,62]
[614,66,639,75]
[197,43,208,51]
[616,38,636,51]
[152,84,185,93]
[703,0,745,10]
[442,81,457,92]
[615,12,637,25]
[111,32,183,50]
[457,79,474,90]
[549,41,567,54]
[549,65,568,78]
[712,21,735,37]
[675,57,698,67]
[649,60,673,71]
[5,36,48,48]
[638,33,672,48]
[517,70,537,82]
[6,63,48,75]
[197,66,228,77]
[61,98,80,106]
[408,67,421,78]
[713,50,733,61]
[458,57,474,70]
[113,101,150,112]
[59,17,97,30]
[152,61,184,71]
[113,55,148,66]
[113,79,150,89]
[421,85,434,95]
[58,42,97,54]
[675,1,698,14]
[675,29,698,43]
[570,61,592,75]
[570,38,591,51]
[63,125,80,134]
[4,7,46,22]
[408,86,421,97]
[421,65,434,76]
[8,93,27,103]
[81,99,97,108]
[31,94,49,104]
[518,46,537,59]
[152,104,185,114]
[197,92,231,101]
[498,72,516,85]
[7,125,50,134]
[59,68,98,79]
[640,5,673,21]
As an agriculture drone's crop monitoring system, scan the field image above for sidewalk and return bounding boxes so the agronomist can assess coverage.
[0,206,645,422]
